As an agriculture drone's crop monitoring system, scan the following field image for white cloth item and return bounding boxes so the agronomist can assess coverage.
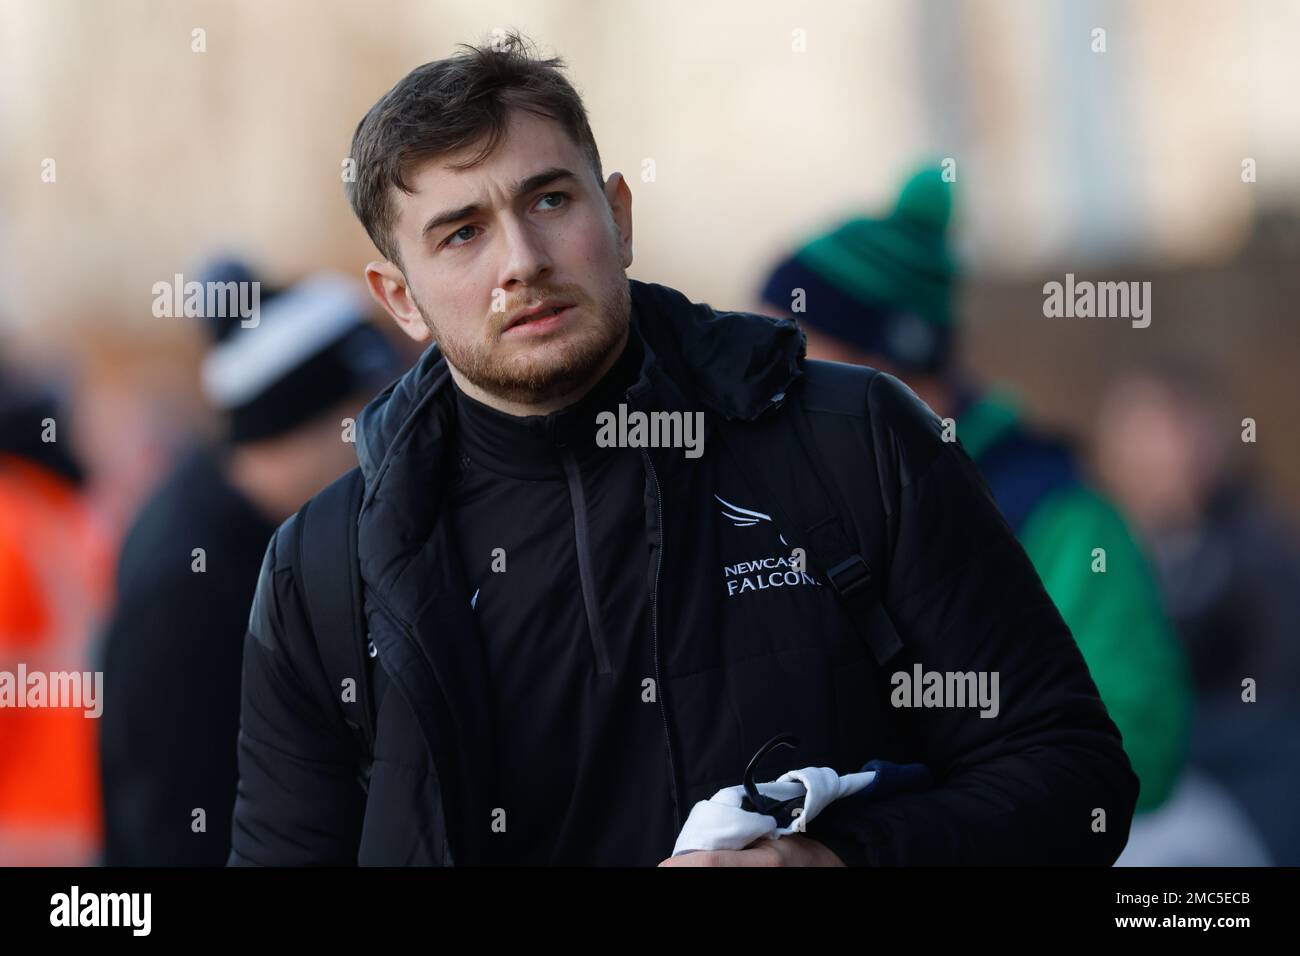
[671,765,876,856]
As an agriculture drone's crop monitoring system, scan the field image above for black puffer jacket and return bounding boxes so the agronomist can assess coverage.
[229,278,1138,865]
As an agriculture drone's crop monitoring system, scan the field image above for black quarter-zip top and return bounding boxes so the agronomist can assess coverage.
[444,327,679,865]
[558,449,613,675]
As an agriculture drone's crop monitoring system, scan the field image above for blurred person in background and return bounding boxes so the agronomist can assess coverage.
[98,263,405,865]
[757,166,1192,828]
[1096,362,1300,864]
[0,365,113,865]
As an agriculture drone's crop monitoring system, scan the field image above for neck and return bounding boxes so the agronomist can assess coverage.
[448,324,631,418]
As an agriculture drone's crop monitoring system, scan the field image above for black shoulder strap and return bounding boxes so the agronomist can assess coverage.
[714,391,905,667]
[297,468,377,764]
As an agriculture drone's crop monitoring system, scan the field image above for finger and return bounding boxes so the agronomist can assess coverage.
[658,851,720,866]
[731,844,785,866]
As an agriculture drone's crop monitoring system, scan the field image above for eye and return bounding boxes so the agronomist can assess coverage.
[444,224,480,249]
[536,191,569,210]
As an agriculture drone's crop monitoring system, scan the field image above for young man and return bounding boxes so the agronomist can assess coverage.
[228,32,1138,866]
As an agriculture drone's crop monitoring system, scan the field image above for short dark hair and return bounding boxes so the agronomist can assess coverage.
[345,29,604,267]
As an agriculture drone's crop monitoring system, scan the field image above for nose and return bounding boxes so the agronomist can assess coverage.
[496,213,553,292]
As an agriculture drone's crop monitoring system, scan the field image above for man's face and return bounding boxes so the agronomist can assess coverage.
[370,109,634,406]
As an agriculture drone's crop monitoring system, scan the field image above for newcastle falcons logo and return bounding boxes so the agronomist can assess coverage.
[715,493,769,527]
[715,494,788,546]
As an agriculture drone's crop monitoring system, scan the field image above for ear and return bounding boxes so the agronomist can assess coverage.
[364,260,431,343]
[603,172,634,269]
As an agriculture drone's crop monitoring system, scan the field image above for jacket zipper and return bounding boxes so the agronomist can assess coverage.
[642,447,683,830]
[560,449,613,675]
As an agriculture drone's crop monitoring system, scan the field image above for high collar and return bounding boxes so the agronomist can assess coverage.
[355,278,807,510]
[451,324,645,479]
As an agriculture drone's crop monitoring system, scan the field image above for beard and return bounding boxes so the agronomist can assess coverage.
[414,276,631,406]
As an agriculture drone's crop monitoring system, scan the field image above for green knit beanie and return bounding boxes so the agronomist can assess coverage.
[760,165,958,371]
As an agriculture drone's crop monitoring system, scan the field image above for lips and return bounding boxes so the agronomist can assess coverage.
[504,305,573,336]
[505,300,575,331]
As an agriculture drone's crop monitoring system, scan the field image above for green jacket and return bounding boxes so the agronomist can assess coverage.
[957,391,1190,812]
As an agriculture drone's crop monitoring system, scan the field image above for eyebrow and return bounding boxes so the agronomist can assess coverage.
[419,166,577,241]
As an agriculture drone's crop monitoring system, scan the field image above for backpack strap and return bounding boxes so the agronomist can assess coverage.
[714,388,905,667]
[296,468,377,779]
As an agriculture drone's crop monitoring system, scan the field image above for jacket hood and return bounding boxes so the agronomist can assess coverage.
[355,278,806,488]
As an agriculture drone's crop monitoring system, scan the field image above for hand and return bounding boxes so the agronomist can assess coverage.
[657,834,846,867]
